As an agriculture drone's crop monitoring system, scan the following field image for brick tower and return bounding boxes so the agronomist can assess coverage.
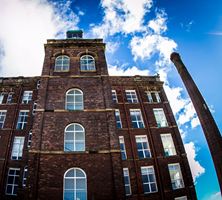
[0,32,197,200]
[171,52,222,192]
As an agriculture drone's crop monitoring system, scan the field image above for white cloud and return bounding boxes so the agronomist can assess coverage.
[207,192,222,200]
[91,0,153,38]
[164,85,188,115]
[130,34,177,63]
[78,10,85,16]
[184,142,205,182]
[0,0,79,77]
[177,102,196,125]
[106,41,120,54]
[108,65,150,76]
[148,10,167,34]
[208,32,222,36]
[191,117,200,128]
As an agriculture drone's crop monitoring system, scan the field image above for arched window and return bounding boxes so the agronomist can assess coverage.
[64,123,85,152]
[55,56,70,71]
[66,89,83,110]
[64,168,87,200]
[80,55,95,71]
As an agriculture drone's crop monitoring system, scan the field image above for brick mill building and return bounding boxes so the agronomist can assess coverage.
[0,31,196,200]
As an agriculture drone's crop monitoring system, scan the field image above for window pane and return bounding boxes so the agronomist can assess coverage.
[76,169,85,178]
[64,191,75,200]
[76,179,86,189]
[75,132,84,140]
[65,179,74,189]
[143,184,150,193]
[76,191,87,200]
[66,169,75,177]
[75,125,83,132]
[65,142,73,151]
[66,125,75,131]
[65,132,74,140]
[75,142,84,151]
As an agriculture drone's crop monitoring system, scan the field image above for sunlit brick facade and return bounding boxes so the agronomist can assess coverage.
[0,33,196,200]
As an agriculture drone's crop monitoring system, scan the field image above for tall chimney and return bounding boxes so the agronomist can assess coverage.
[170,52,222,192]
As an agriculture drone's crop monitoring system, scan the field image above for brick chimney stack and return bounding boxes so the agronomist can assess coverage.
[170,52,222,192]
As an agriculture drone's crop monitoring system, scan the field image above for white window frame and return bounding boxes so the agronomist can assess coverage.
[5,168,20,195]
[161,134,176,156]
[153,108,168,127]
[115,109,122,128]
[125,90,138,103]
[135,135,151,159]
[123,168,132,196]
[11,136,25,160]
[64,123,85,152]
[16,110,29,130]
[80,55,96,71]
[0,93,4,104]
[6,92,13,104]
[0,110,7,129]
[63,168,87,200]
[111,90,118,103]
[175,196,187,200]
[168,163,184,190]
[54,55,70,72]
[66,89,84,111]
[22,91,33,104]
[141,166,158,194]
[130,109,145,128]
[119,136,127,160]
[146,91,161,103]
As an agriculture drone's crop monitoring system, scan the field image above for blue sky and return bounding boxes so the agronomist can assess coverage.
[0,0,222,199]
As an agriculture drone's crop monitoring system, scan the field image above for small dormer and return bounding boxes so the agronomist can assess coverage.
[66,30,83,39]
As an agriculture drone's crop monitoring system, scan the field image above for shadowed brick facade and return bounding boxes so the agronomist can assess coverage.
[0,35,196,200]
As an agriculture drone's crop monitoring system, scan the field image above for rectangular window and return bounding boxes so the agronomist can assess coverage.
[130,109,145,128]
[153,108,168,127]
[27,130,32,148]
[141,166,158,194]
[0,93,4,104]
[111,90,118,103]
[119,136,127,160]
[168,163,184,190]
[5,168,20,195]
[16,110,29,130]
[0,110,7,129]
[161,134,176,156]
[175,196,187,200]
[123,168,131,196]
[125,90,138,103]
[136,135,151,159]
[22,167,28,187]
[146,91,161,103]
[6,92,13,104]
[115,109,122,128]
[11,136,25,160]
[22,91,33,104]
